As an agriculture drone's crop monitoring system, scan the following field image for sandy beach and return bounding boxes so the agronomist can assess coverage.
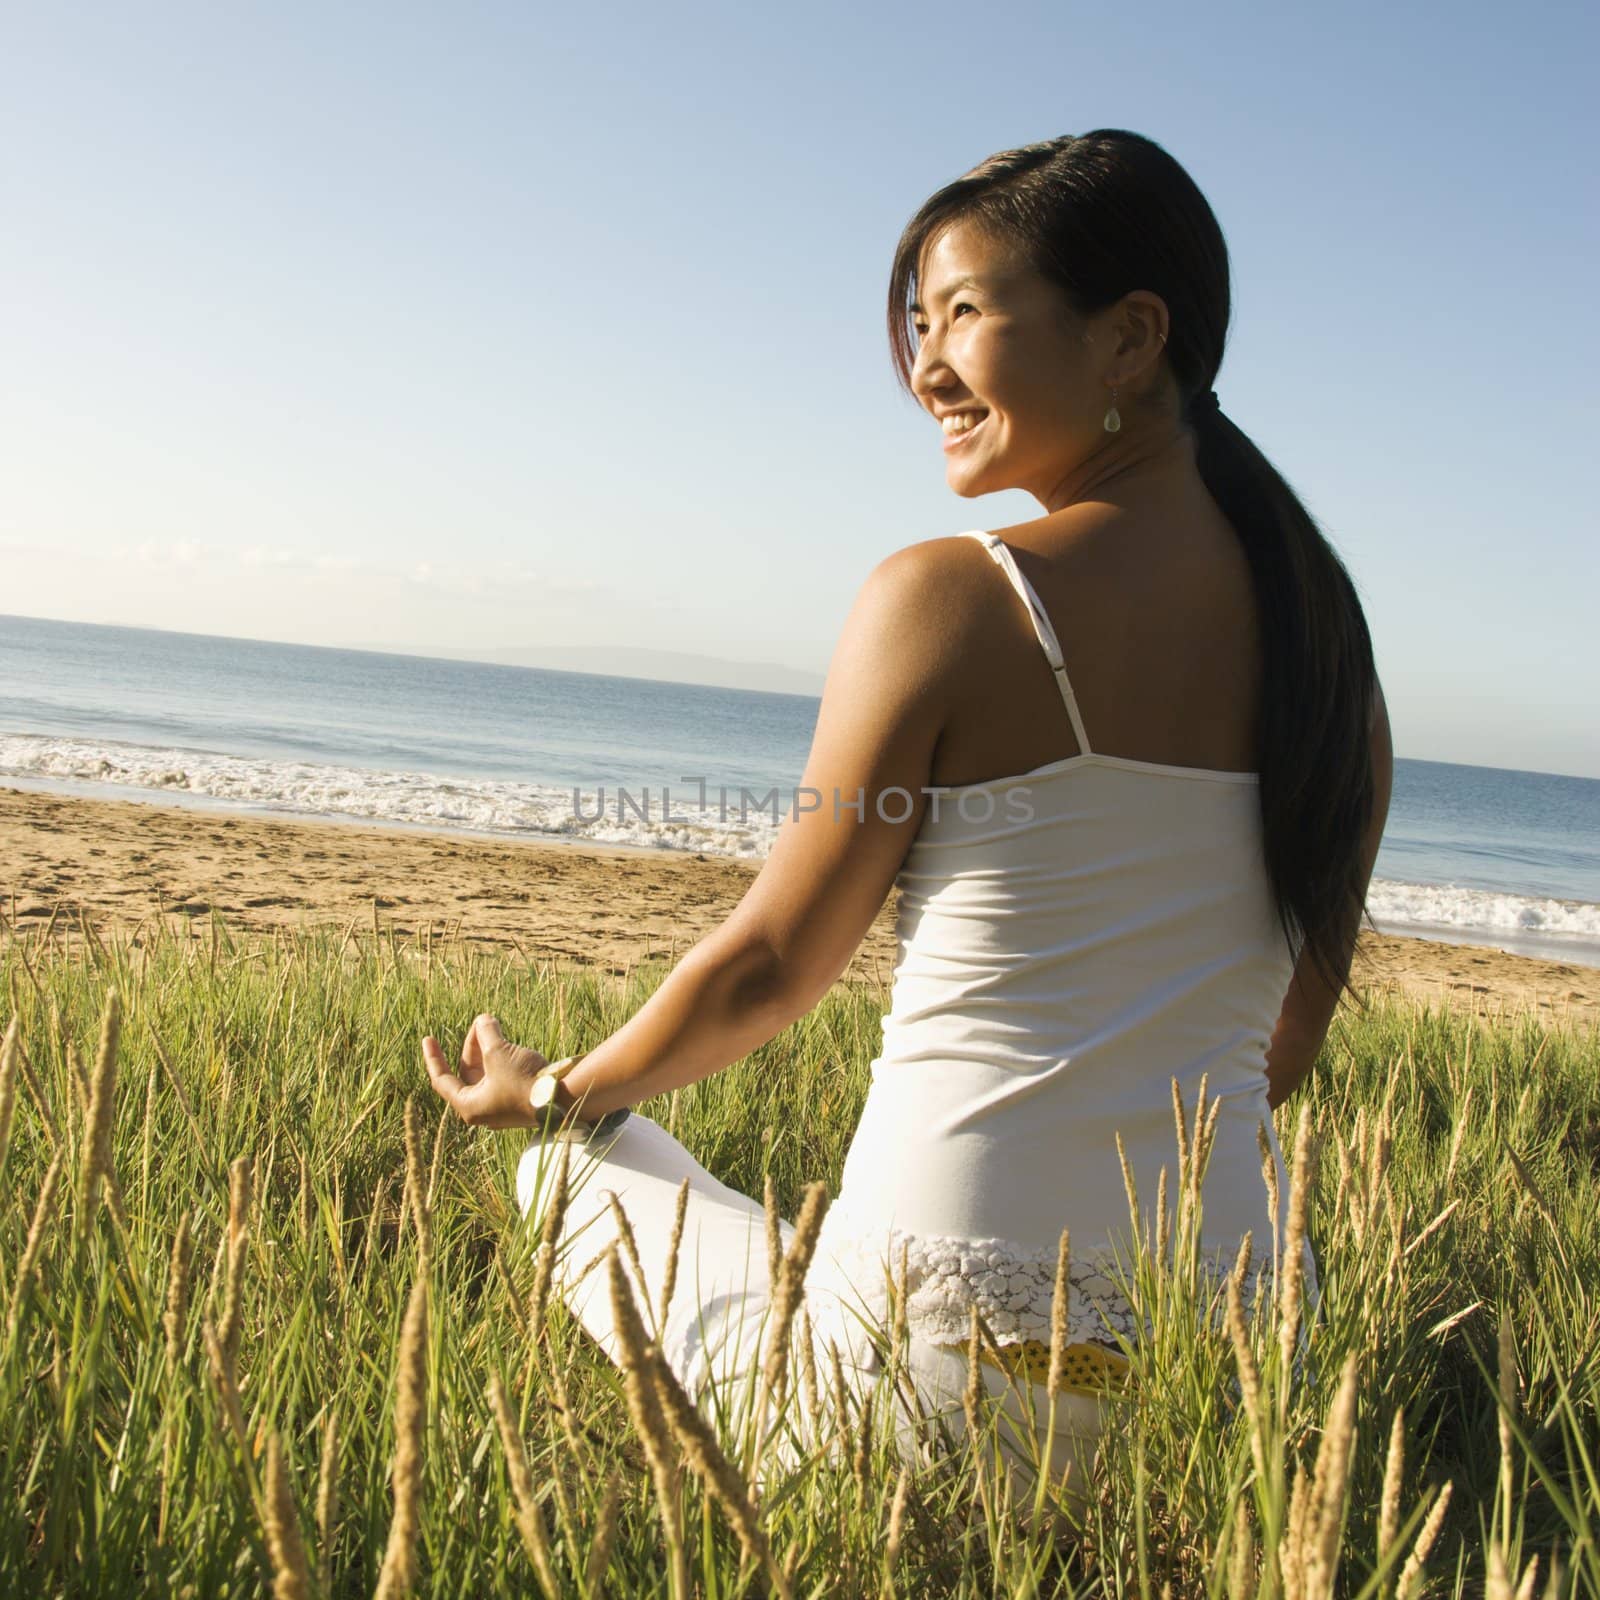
[2,783,1595,1032]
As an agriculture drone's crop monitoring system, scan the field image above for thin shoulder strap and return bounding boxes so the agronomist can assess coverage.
[957,529,1092,755]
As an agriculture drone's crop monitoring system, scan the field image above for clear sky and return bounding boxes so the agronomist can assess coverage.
[3,2,1597,777]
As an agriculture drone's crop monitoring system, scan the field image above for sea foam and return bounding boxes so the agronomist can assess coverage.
[6,732,1598,957]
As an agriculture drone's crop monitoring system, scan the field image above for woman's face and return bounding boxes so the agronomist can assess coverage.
[909,218,1126,508]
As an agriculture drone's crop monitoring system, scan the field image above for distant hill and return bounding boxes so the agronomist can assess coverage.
[342,641,827,698]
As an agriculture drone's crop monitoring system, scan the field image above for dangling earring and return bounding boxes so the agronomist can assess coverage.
[1103,385,1121,433]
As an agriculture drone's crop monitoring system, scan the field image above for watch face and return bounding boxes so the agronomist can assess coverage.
[529,1073,557,1109]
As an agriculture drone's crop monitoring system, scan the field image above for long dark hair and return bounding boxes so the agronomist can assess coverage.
[887,129,1379,1002]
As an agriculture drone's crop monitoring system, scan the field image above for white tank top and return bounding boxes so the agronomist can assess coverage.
[810,529,1313,1351]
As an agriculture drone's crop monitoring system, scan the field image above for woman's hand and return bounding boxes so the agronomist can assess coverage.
[422,1013,548,1128]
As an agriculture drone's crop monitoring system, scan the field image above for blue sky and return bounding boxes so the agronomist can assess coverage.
[3,1,1597,777]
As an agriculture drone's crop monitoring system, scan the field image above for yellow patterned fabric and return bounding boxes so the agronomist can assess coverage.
[962,1338,1133,1395]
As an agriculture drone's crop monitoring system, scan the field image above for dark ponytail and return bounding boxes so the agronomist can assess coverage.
[886,129,1379,1002]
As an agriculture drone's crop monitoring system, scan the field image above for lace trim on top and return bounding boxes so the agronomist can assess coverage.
[809,1216,1272,1351]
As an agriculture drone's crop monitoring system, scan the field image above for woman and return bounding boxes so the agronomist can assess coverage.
[423,128,1393,1511]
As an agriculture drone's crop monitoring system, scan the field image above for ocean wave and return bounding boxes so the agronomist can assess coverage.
[0,733,784,858]
[7,735,1599,947]
[1367,877,1600,939]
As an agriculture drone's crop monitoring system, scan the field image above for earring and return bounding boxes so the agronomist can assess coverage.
[1103,385,1121,434]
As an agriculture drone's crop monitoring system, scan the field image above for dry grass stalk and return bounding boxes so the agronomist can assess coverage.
[1278,1104,1318,1404]
[297,1153,313,1241]
[583,1468,624,1599]
[962,1303,982,1441]
[139,1058,157,1204]
[7,1146,66,1337]
[546,1343,587,1467]
[852,1385,875,1499]
[402,1097,432,1265]
[78,988,124,1232]
[1539,1553,1564,1600]
[163,1211,195,1366]
[1170,1076,1191,1191]
[764,1170,783,1285]
[524,1171,569,1356]
[1155,1165,1171,1262]
[829,1337,852,1449]
[1115,1128,1140,1243]
[363,1175,390,1275]
[1046,1226,1072,1400]
[67,1038,91,1126]
[797,1303,822,1440]
[149,1027,199,1132]
[1302,1352,1359,1593]
[1497,1306,1517,1520]
[487,1368,560,1600]
[1282,1461,1313,1595]
[605,1245,687,1593]
[961,1304,997,1533]
[1184,1073,1211,1229]
[1227,1496,1254,1597]
[425,1109,447,1211]
[760,1180,829,1402]
[885,1462,912,1564]
[263,1433,314,1600]
[1197,1094,1222,1196]
[204,1318,251,1461]
[0,1013,21,1174]
[330,1164,346,1287]
[1378,1406,1405,1565]
[657,1175,690,1334]
[1395,1478,1459,1593]
[1225,1267,1267,1487]
[641,1318,792,1600]
[1445,1088,1472,1184]
[316,1411,340,1596]
[888,1240,910,1391]
[372,1274,430,1600]
[1256,1119,1280,1265]
[607,1190,648,1311]
[13,1022,60,1149]
[219,1154,254,1366]
[1231,1229,1254,1298]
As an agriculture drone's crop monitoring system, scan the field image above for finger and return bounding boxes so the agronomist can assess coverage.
[474,1013,507,1052]
[422,1036,467,1113]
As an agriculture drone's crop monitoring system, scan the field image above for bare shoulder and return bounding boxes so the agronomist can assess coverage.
[866,531,1003,627]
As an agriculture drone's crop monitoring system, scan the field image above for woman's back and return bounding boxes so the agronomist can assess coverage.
[930,495,1262,791]
[808,517,1306,1352]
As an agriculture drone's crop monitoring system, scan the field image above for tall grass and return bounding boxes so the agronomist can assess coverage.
[0,910,1594,1596]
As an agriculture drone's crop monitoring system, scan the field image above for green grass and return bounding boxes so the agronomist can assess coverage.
[0,913,1595,1597]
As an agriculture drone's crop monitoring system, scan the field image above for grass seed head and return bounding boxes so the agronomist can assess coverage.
[8,1146,66,1337]
[403,1096,432,1265]
[761,1180,829,1398]
[264,1434,314,1600]
[1047,1226,1071,1399]
[1379,1405,1405,1562]
[316,1411,340,1595]
[657,1174,689,1334]
[78,987,122,1227]
[0,1013,21,1174]
[487,1368,558,1594]
[163,1211,195,1365]
[372,1274,429,1600]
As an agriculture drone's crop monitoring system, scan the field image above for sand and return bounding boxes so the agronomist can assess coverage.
[2,784,1594,1033]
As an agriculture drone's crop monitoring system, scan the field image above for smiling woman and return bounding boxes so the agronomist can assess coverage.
[424,127,1390,1525]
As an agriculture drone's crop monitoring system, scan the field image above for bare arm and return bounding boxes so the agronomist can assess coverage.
[1263,682,1394,1111]
[424,542,956,1129]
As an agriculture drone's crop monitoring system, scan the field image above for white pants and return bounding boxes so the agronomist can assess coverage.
[515,1113,1107,1515]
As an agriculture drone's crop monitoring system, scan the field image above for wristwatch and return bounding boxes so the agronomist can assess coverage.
[529,1053,632,1139]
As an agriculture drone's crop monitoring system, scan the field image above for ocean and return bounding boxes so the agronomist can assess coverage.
[3,613,1597,967]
